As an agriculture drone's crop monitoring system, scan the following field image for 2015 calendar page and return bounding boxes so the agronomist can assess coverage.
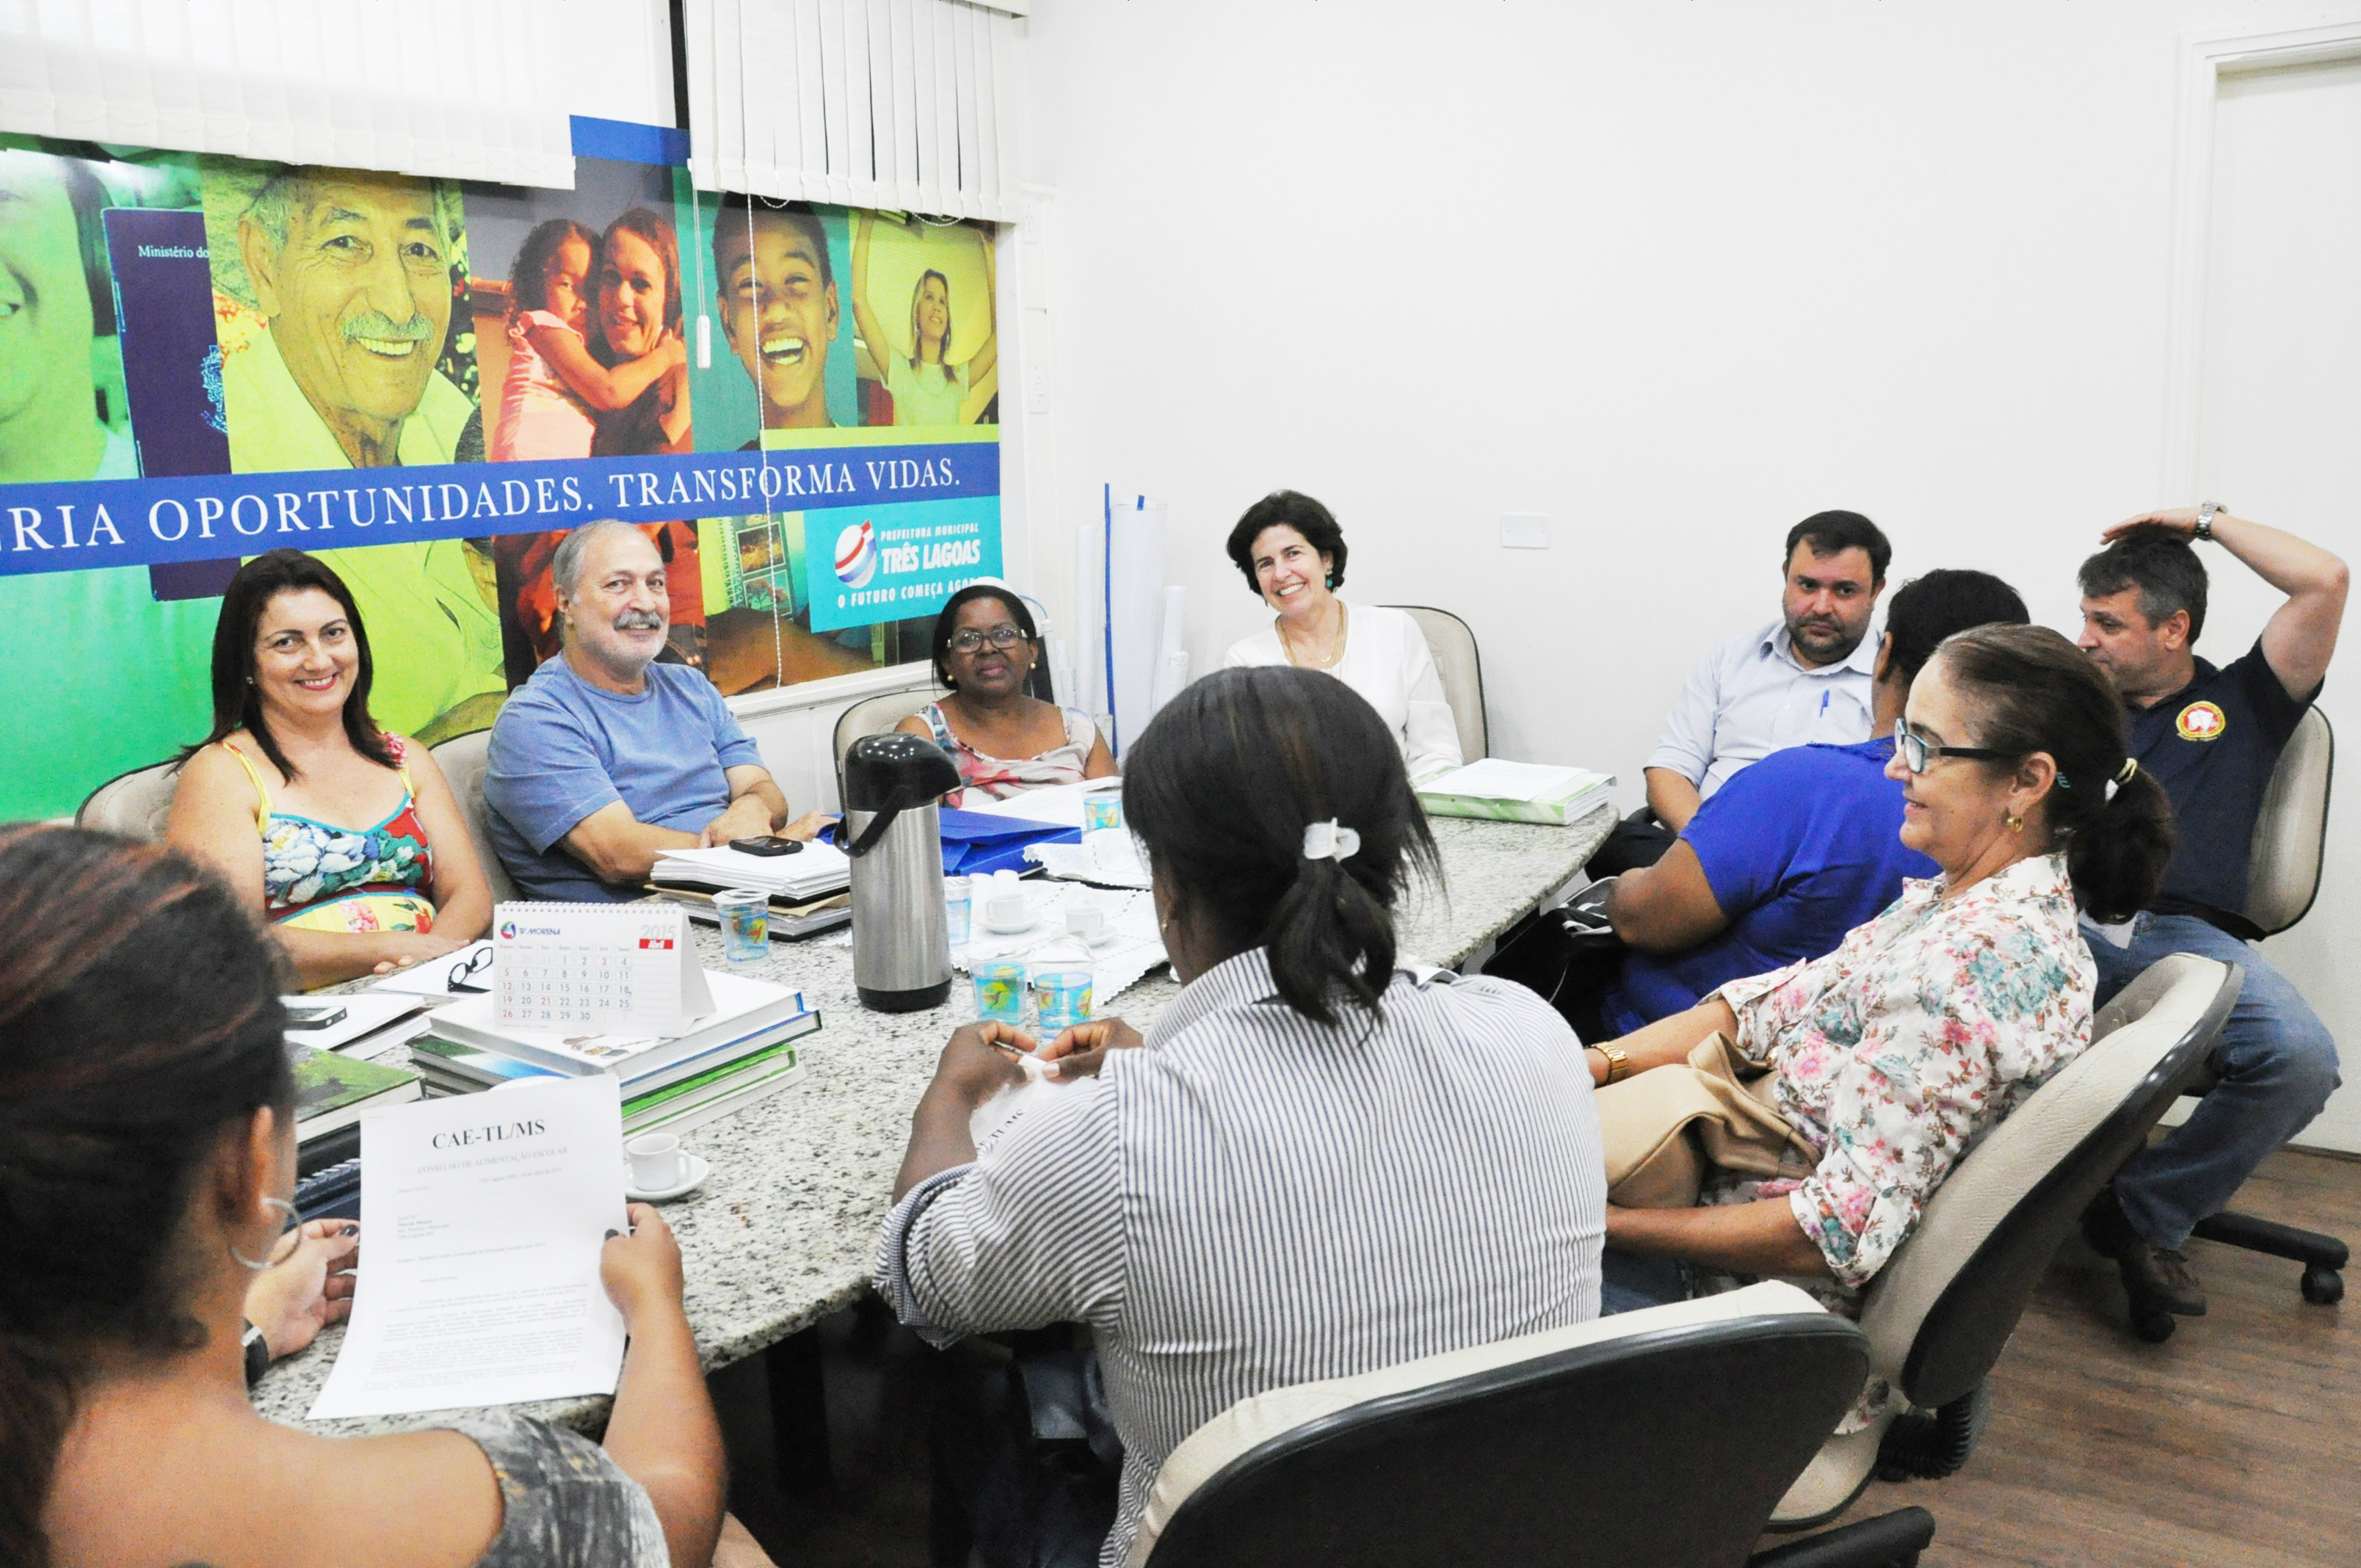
[493,904,715,1036]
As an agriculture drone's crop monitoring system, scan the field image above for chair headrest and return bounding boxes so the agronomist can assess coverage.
[1134,1284,1865,1568]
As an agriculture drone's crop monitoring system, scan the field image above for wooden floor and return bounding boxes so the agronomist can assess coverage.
[718,1147,2357,1568]
[1822,1147,2357,1568]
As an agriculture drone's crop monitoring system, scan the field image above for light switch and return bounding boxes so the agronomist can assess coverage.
[1501,513,1551,550]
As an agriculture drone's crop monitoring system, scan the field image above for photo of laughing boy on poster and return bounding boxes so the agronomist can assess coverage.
[468,158,703,680]
[203,159,506,744]
[683,192,935,692]
[0,139,220,820]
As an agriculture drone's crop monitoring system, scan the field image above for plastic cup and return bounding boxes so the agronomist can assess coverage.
[973,961,1028,1026]
[714,889,769,962]
[945,874,972,947]
[1034,970,1093,1034]
[1083,791,1123,833]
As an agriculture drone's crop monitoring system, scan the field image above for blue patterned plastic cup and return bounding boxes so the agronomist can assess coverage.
[973,962,1028,1026]
[1034,970,1093,1034]
[714,889,769,962]
[1082,792,1123,833]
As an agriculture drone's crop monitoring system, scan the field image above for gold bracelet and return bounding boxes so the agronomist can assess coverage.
[1592,1044,1629,1085]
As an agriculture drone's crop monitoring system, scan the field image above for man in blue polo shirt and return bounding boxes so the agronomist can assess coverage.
[2075,509,2347,1326]
[485,520,824,901]
[1590,569,2030,1037]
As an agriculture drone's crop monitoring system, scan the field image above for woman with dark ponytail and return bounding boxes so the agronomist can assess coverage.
[1589,624,2174,1315]
[878,667,1606,1567]
[1,827,771,1568]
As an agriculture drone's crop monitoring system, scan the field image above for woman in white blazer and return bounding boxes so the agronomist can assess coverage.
[1221,490,1465,782]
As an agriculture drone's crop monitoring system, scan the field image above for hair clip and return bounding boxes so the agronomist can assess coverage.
[2106,757,2138,803]
[1302,819,1360,862]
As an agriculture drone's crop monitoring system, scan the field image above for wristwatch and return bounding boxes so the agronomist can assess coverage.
[1590,1043,1630,1086]
[2195,501,2222,541]
[242,1320,271,1388]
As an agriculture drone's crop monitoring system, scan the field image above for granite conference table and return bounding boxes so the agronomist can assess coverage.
[261,805,1615,1440]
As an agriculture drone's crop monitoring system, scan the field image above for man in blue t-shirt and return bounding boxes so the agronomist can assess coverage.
[2074,509,2347,1325]
[1593,569,2031,1037]
[485,520,824,901]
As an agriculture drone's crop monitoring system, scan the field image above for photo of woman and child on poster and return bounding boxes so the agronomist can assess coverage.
[0,129,1001,821]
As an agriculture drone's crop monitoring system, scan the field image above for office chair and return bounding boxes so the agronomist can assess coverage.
[1389,604,1489,762]
[1128,1282,1934,1568]
[427,730,521,904]
[830,681,947,806]
[2120,706,2345,1340]
[75,757,181,840]
[1771,954,2239,1527]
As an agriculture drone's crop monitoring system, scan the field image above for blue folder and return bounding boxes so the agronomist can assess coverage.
[937,807,1078,876]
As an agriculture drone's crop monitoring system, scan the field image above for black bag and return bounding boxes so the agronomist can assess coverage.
[1483,879,1627,1044]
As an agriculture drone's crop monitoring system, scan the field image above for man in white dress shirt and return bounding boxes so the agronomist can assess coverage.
[1590,511,1888,876]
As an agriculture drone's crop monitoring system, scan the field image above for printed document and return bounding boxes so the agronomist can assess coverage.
[308,1076,629,1420]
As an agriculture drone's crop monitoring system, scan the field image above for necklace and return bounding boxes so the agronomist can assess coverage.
[1280,601,1349,670]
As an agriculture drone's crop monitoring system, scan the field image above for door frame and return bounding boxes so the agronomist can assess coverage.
[2161,18,2361,498]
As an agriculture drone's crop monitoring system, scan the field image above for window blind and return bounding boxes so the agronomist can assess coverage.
[0,0,579,188]
[683,0,1021,220]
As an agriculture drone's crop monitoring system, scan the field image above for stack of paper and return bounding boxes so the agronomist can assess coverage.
[308,1077,628,1420]
[652,841,852,901]
[1417,760,1616,826]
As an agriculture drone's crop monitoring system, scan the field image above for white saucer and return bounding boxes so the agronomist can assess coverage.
[980,913,1040,937]
[626,1153,710,1203]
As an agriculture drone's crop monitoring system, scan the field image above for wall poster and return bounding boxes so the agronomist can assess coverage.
[0,118,1001,819]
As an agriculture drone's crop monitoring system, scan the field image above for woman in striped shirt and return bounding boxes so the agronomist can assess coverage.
[878,666,1607,1568]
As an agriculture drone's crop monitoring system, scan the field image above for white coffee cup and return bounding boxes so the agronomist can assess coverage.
[1065,901,1106,943]
[627,1133,687,1191]
[985,891,1029,931]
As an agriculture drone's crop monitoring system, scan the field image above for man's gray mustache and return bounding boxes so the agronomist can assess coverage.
[341,311,435,344]
[612,611,665,631]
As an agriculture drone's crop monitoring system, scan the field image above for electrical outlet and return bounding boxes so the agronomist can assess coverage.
[1501,513,1551,550]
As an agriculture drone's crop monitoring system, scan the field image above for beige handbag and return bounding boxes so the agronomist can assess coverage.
[1596,1033,1819,1208]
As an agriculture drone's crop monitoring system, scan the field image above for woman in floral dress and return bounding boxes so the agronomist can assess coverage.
[169,551,493,989]
[1585,624,2176,1297]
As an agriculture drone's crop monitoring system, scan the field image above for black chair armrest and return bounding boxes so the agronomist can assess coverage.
[1747,1507,1936,1568]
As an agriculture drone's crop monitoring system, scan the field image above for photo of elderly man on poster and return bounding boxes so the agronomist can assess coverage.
[206,161,506,741]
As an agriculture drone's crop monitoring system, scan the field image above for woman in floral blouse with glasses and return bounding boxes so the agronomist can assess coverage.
[1587,624,2175,1295]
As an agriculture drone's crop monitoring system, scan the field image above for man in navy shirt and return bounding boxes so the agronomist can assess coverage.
[486,520,824,901]
[2075,509,2347,1325]
[1593,569,2031,1036]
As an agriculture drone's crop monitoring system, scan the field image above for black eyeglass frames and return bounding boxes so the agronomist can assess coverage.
[947,626,1030,654]
[1893,721,2013,775]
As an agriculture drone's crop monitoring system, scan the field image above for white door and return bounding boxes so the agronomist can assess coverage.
[2195,54,2361,1151]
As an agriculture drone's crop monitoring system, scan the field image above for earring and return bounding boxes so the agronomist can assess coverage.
[229,1195,298,1271]
[2005,811,2024,835]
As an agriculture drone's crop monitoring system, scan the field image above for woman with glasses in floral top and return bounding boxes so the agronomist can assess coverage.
[1588,624,2176,1306]
[897,584,1115,807]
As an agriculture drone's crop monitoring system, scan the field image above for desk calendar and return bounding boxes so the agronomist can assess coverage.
[493,903,716,1036]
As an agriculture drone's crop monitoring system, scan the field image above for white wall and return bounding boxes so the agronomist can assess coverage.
[1013,0,2342,765]
[1008,1,2360,1147]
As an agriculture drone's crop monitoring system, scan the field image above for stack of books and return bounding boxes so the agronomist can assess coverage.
[1416,760,1616,825]
[294,1045,422,1172]
[650,843,855,938]
[409,970,821,1139]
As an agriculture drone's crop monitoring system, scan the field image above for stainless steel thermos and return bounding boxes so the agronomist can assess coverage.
[841,733,962,1012]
